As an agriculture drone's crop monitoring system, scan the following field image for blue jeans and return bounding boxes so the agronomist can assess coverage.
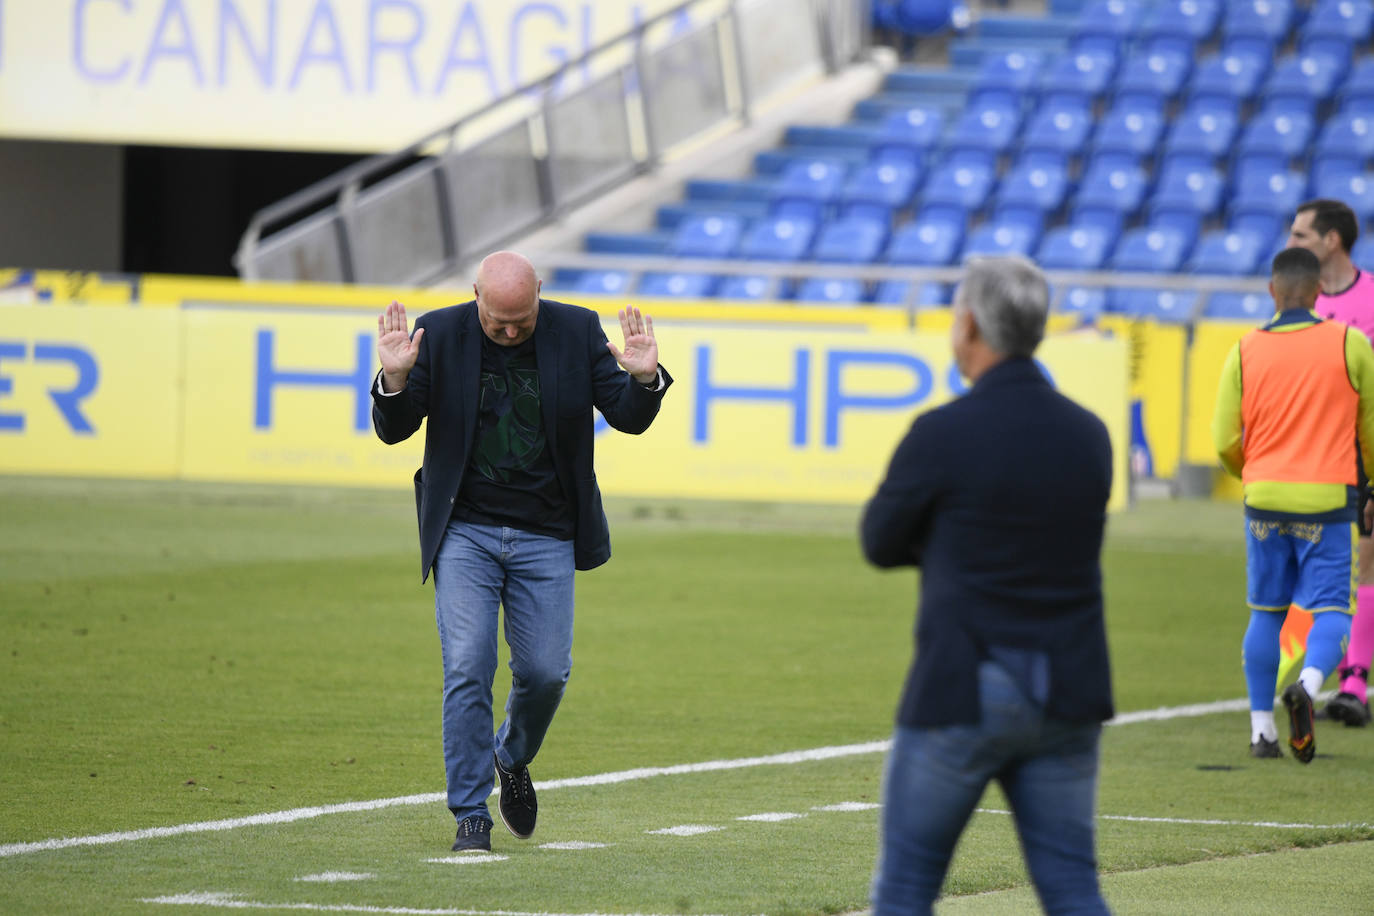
[432,519,575,823]
[872,661,1109,916]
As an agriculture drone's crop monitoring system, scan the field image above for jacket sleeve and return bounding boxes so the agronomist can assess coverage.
[371,317,431,444]
[1211,341,1244,479]
[860,413,941,569]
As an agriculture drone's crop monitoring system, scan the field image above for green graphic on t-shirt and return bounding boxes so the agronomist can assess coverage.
[472,364,543,482]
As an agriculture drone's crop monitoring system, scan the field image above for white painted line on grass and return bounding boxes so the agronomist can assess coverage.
[295,873,375,883]
[143,892,720,915]
[425,854,508,865]
[813,802,879,812]
[646,825,724,836]
[538,841,610,850]
[0,695,1312,860]
[736,812,806,822]
[974,808,1373,831]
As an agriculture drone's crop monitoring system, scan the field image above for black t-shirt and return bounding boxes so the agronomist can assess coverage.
[451,335,574,540]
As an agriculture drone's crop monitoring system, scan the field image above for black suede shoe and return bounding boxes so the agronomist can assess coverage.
[451,815,493,852]
[1325,691,1372,727]
[1281,682,1316,763]
[1249,736,1281,758]
[494,753,537,839]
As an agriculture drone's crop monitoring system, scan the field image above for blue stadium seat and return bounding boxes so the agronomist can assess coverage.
[1186,41,1271,105]
[840,161,921,211]
[960,218,1041,260]
[1304,0,1374,43]
[1163,99,1240,159]
[637,272,717,298]
[669,213,745,258]
[1075,154,1149,217]
[872,280,951,305]
[875,106,946,162]
[1236,106,1316,161]
[1037,224,1115,269]
[1227,211,1286,252]
[1310,168,1374,221]
[1313,109,1374,172]
[994,153,1071,213]
[1229,161,1307,220]
[1092,98,1166,157]
[1139,0,1220,44]
[1203,290,1274,320]
[946,97,1023,155]
[1259,52,1347,109]
[1110,226,1190,272]
[1038,50,1118,102]
[1020,97,1095,156]
[885,210,965,265]
[714,274,777,300]
[1075,0,1146,42]
[1150,208,1204,250]
[1339,57,1374,109]
[1354,234,1374,271]
[736,216,817,261]
[1188,229,1266,275]
[583,231,671,255]
[1109,286,1198,320]
[974,50,1046,94]
[1112,48,1192,102]
[563,270,633,295]
[811,216,890,263]
[793,277,866,304]
[1056,286,1109,319]
[1222,0,1295,42]
[771,158,849,209]
[920,151,998,211]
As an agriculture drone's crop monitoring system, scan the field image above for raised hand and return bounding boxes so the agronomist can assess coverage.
[377,300,424,392]
[606,306,659,384]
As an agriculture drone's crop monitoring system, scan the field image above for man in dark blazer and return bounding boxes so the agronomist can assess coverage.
[372,251,671,852]
[861,255,1113,915]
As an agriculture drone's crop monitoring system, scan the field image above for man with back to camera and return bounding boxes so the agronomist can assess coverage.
[1286,199,1374,726]
[861,255,1113,915]
[1212,247,1374,762]
[372,251,672,851]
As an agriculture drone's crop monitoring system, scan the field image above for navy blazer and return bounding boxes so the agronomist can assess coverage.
[861,357,1114,727]
[372,298,672,581]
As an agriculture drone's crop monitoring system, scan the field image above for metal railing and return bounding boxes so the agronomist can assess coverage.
[236,0,871,286]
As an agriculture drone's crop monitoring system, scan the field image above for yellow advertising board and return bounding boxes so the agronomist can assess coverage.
[1096,315,1187,480]
[2,304,1130,510]
[0,0,709,152]
[0,305,180,477]
[1185,319,1254,466]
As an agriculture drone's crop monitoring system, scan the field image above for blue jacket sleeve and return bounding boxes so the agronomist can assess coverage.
[860,413,942,569]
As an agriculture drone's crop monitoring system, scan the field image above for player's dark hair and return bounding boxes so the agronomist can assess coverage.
[1271,247,1322,307]
[1296,198,1359,253]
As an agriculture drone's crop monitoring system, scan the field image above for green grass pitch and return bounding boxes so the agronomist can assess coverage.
[1,476,1372,914]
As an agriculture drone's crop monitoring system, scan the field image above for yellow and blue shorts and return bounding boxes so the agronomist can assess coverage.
[1245,519,1358,614]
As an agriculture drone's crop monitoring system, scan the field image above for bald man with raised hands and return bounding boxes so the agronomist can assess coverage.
[373,251,672,852]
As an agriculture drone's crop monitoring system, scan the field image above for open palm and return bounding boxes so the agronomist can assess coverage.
[606,307,658,382]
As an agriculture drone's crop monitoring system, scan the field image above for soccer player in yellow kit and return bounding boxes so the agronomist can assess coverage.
[1212,247,1374,761]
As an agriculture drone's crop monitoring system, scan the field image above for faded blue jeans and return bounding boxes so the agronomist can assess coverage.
[872,660,1109,916]
[432,519,575,824]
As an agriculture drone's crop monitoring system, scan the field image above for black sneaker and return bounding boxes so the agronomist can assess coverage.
[494,753,537,839]
[1249,736,1282,758]
[1324,691,1372,727]
[451,815,493,852]
[1281,682,1316,764]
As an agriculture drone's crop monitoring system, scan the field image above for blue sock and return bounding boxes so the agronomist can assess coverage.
[1243,610,1284,711]
[1305,611,1354,679]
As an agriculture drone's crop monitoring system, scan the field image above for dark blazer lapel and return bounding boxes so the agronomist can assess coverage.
[534,301,560,456]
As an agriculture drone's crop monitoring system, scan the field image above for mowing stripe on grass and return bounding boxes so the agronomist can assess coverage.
[0,695,1334,860]
[974,809,1374,830]
[143,891,723,914]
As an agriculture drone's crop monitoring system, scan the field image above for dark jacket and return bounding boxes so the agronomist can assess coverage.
[861,357,1114,727]
[372,298,672,581]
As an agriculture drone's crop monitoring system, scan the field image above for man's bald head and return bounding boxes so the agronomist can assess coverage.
[1269,246,1322,313]
[474,251,541,346]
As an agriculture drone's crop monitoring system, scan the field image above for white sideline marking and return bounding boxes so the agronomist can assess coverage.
[647,825,723,836]
[538,841,610,850]
[143,892,719,914]
[0,695,1338,860]
[813,802,879,812]
[425,854,508,865]
[974,808,1373,831]
[736,812,805,822]
[295,873,375,883]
